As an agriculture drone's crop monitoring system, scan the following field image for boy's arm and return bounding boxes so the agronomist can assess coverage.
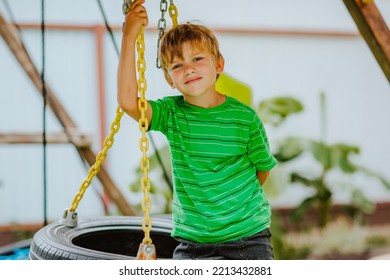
[117,0,152,123]
[256,170,270,186]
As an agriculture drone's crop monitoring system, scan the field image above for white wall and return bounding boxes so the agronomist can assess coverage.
[0,0,389,224]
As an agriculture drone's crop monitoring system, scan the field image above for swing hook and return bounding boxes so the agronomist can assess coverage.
[136,243,157,260]
[61,209,78,228]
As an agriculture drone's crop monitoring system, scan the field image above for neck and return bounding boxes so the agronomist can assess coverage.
[185,91,226,108]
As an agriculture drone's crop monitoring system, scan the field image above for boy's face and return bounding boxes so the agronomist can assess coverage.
[166,42,224,101]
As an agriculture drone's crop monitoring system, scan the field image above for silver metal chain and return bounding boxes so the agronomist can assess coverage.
[156,0,168,68]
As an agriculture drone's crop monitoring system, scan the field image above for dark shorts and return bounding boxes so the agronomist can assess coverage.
[173,228,274,260]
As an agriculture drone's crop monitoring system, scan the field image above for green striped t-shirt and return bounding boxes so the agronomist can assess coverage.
[149,96,277,243]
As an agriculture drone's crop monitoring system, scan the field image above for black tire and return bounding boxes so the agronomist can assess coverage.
[29,216,179,260]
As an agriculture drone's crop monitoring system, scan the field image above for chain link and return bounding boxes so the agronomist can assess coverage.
[122,0,131,15]
[169,0,179,27]
[69,106,124,212]
[156,0,168,68]
[155,0,179,68]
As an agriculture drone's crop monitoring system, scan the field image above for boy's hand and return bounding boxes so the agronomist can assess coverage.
[123,0,148,38]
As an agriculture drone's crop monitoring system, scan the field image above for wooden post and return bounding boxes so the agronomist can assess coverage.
[343,0,390,83]
[0,10,136,216]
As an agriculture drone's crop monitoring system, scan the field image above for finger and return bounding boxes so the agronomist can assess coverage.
[125,5,147,22]
[126,8,148,22]
[132,5,146,14]
[130,0,145,11]
[124,12,148,30]
[128,1,147,17]
[142,12,149,27]
[137,10,149,27]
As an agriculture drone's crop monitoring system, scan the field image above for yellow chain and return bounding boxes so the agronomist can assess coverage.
[136,26,153,245]
[136,0,178,246]
[69,106,124,212]
[169,0,179,27]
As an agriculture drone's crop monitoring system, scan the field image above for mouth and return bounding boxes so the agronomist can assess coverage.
[185,77,202,84]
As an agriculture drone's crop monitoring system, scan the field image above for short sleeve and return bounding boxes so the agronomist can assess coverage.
[148,99,169,134]
[247,114,277,171]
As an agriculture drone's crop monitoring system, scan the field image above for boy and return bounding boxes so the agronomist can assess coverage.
[117,0,277,259]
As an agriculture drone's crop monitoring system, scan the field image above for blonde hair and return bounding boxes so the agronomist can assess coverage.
[158,23,224,83]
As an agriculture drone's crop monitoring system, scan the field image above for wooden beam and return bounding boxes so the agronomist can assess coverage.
[0,10,136,216]
[16,22,360,38]
[0,15,76,130]
[343,0,390,83]
[0,132,92,147]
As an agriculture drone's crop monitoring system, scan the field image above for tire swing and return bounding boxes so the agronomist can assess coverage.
[29,0,180,260]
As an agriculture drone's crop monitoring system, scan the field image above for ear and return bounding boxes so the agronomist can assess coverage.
[216,57,225,74]
[166,79,176,89]
[164,74,176,89]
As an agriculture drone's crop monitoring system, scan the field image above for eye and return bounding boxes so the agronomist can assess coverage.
[171,63,182,70]
[194,56,203,62]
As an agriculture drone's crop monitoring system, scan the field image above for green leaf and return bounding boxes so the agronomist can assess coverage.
[328,144,359,173]
[258,96,304,126]
[301,141,360,172]
[273,137,304,162]
[305,140,331,169]
[291,172,320,188]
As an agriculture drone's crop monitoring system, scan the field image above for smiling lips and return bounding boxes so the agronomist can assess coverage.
[185,77,202,84]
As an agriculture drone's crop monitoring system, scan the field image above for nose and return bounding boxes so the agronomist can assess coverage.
[184,64,196,76]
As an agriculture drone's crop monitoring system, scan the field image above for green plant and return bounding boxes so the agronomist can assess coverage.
[258,94,390,228]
